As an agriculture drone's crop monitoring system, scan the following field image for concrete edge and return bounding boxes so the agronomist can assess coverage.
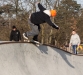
[0,41,82,56]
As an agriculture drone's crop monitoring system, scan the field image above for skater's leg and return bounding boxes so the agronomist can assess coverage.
[23,32,28,40]
[33,35,38,41]
[23,20,39,40]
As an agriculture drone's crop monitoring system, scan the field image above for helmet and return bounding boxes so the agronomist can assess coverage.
[50,10,57,17]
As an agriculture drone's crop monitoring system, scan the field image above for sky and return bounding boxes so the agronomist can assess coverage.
[76,0,83,7]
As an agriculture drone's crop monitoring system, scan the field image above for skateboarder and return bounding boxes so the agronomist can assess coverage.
[23,2,59,42]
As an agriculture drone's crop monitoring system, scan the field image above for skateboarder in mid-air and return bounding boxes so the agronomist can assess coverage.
[23,2,59,42]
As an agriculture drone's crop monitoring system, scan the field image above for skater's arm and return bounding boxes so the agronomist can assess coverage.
[38,3,46,11]
[46,19,59,29]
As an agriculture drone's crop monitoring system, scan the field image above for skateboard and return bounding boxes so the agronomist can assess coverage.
[24,39,42,46]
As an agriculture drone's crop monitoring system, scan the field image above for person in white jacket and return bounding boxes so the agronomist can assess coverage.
[69,30,80,54]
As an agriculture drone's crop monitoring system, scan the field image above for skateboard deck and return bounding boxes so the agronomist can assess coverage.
[24,39,42,46]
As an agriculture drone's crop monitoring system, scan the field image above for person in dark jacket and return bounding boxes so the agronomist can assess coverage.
[10,26,21,41]
[23,2,59,41]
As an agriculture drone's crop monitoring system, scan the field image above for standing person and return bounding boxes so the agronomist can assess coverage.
[23,2,59,42]
[69,30,80,54]
[10,26,21,41]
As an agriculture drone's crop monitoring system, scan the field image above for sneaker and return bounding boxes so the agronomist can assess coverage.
[23,33,28,40]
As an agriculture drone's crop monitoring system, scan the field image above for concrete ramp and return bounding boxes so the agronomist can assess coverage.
[0,42,83,75]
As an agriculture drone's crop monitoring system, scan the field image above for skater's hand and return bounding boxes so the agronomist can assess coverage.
[56,27,60,30]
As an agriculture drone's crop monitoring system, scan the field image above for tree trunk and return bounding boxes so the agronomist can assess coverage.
[49,29,52,44]
[41,25,44,44]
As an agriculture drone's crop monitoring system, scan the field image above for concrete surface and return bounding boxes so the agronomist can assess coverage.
[0,42,83,75]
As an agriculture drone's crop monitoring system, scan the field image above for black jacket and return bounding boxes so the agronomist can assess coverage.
[30,3,59,29]
[10,30,21,41]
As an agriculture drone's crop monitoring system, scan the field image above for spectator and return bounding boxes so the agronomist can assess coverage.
[69,30,80,54]
[10,26,21,41]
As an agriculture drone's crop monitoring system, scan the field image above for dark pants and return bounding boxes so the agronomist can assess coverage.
[26,20,40,41]
[72,45,78,54]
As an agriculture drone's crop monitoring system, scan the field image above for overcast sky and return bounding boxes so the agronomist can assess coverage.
[76,0,83,7]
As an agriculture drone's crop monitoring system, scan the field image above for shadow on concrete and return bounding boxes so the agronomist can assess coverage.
[34,44,74,68]
[36,45,48,54]
[50,47,74,68]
